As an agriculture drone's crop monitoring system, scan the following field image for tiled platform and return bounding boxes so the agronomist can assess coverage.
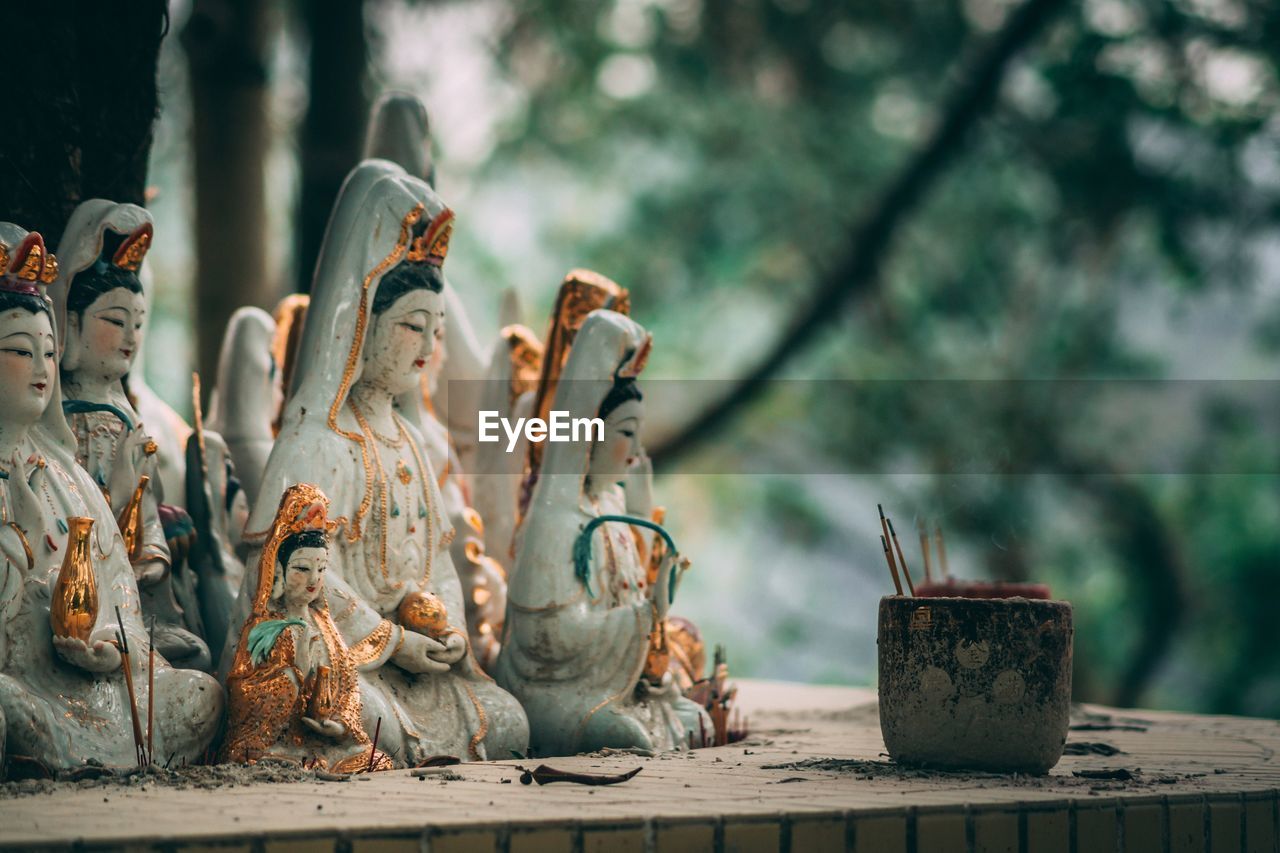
[1,679,1277,851]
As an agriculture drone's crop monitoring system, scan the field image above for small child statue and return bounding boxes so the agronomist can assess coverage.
[220,484,393,772]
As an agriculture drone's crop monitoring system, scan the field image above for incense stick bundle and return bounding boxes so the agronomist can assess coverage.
[918,520,932,582]
[147,620,155,765]
[114,607,145,766]
[886,517,916,596]
[877,505,904,595]
[880,534,904,596]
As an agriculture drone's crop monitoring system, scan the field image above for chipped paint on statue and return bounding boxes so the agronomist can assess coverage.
[226,160,528,764]
[0,223,220,775]
[494,310,710,755]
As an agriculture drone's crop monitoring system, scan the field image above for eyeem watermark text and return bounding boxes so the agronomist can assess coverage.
[478,411,604,452]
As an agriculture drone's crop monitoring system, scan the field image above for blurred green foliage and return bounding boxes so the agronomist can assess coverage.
[465,0,1280,715]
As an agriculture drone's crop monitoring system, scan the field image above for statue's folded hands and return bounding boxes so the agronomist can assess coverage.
[302,716,347,739]
[392,630,453,675]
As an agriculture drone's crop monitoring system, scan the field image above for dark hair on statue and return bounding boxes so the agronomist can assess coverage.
[372,261,443,315]
[276,528,329,572]
[0,290,53,321]
[66,231,144,318]
[599,376,642,421]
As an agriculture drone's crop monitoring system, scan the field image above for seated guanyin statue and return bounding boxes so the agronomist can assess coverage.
[494,309,710,755]
[221,483,392,772]
[362,89,510,671]
[51,200,209,671]
[489,270,707,695]
[227,159,529,764]
[0,223,220,774]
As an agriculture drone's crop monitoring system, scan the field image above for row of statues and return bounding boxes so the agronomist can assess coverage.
[0,92,717,777]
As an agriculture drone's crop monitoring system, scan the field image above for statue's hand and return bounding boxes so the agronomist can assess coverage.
[391,630,451,675]
[134,557,168,587]
[425,630,467,666]
[6,450,44,537]
[653,554,691,620]
[623,451,654,520]
[301,716,346,739]
[52,635,123,673]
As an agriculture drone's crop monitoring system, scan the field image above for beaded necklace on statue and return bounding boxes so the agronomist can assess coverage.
[350,400,435,591]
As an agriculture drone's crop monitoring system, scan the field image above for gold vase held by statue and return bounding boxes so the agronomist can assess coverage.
[116,475,150,563]
[307,664,337,720]
[50,516,98,641]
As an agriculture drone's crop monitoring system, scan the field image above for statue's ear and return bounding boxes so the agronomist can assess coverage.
[61,312,83,372]
[270,565,284,601]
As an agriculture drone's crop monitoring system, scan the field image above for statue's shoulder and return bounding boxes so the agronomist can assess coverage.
[253,425,357,521]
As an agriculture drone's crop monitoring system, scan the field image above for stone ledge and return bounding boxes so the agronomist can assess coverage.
[2,680,1277,852]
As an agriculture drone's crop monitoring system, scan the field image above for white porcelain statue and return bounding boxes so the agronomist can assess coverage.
[51,201,209,672]
[220,483,392,772]
[0,223,220,774]
[494,309,709,755]
[228,160,528,763]
[207,305,278,512]
[363,90,511,671]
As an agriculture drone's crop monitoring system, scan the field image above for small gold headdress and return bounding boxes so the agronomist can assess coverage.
[111,223,153,272]
[404,208,453,267]
[1,232,57,295]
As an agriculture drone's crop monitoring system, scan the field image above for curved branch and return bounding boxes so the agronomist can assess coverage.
[651,0,1071,469]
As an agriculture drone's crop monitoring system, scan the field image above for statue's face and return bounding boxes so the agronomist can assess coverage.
[362,288,443,397]
[0,308,56,428]
[283,546,328,608]
[587,398,643,486]
[66,287,146,381]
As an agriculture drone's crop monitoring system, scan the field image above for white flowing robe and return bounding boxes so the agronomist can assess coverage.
[226,161,528,764]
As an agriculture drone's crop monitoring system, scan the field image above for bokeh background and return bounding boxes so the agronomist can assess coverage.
[95,0,1280,717]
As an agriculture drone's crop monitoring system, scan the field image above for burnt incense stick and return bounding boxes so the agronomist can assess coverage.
[934,523,949,579]
[886,517,916,596]
[368,717,382,772]
[147,620,155,766]
[880,534,904,595]
[918,520,933,583]
[877,505,904,594]
[114,607,146,766]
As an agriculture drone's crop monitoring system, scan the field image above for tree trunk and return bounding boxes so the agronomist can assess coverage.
[0,0,166,245]
[295,0,369,293]
[182,0,275,398]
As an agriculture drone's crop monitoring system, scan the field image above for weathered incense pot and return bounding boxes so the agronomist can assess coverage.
[495,310,710,755]
[0,223,220,775]
[878,595,1072,774]
[228,160,528,763]
[52,200,210,671]
[220,484,392,772]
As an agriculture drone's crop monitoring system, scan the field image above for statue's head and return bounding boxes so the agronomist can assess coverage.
[361,210,450,398]
[586,376,644,487]
[61,224,150,382]
[274,527,329,610]
[0,230,58,430]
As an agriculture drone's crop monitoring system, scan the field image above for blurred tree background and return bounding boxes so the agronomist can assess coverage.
[16,0,1280,716]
